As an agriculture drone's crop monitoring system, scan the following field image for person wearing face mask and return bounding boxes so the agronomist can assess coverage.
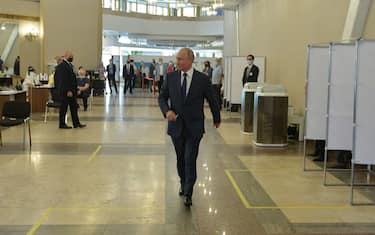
[202,61,213,82]
[242,54,259,86]
[54,51,86,129]
[22,66,39,90]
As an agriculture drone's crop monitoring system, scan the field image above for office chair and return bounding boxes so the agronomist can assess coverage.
[0,101,31,147]
[44,88,61,123]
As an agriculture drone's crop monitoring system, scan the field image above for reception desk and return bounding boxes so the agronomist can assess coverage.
[29,85,53,113]
[0,90,27,116]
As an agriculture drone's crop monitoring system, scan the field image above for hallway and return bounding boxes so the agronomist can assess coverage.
[0,90,374,235]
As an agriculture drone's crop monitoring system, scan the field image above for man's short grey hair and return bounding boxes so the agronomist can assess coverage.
[180,48,195,61]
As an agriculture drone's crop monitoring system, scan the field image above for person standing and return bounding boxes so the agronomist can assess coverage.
[242,54,259,86]
[149,59,156,92]
[130,59,137,90]
[54,51,86,129]
[14,56,20,76]
[106,58,118,94]
[167,61,174,73]
[212,58,224,110]
[0,57,3,72]
[155,58,166,93]
[158,48,221,207]
[123,59,135,94]
[202,61,213,82]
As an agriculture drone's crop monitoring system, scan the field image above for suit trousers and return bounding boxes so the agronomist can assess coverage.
[59,96,79,127]
[171,130,202,197]
[212,84,222,109]
[124,77,133,94]
[108,75,118,94]
[157,76,164,94]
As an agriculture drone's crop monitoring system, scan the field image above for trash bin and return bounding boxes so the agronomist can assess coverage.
[254,84,288,147]
[241,83,258,134]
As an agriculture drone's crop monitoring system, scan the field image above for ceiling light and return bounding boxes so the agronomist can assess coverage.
[0,24,6,31]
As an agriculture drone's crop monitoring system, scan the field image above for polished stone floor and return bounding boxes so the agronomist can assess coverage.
[0,89,375,235]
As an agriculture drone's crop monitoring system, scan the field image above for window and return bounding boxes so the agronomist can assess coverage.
[183,7,195,17]
[103,0,221,17]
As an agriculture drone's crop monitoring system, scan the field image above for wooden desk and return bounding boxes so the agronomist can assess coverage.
[29,85,53,113]
[0,90,27,116]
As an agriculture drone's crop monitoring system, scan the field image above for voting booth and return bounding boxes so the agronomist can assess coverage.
[323,42,356,185]
[350,39,375,205]
[303,44,330,171]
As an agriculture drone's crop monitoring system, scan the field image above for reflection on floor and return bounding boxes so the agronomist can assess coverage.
[0,89,374,235]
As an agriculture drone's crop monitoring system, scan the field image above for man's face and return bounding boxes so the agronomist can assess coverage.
[176,50,192,72]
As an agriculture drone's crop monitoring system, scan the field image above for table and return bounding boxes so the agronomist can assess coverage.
[29,85,53,113]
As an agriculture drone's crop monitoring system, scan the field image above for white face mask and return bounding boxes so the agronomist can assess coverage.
[247,60,253,65]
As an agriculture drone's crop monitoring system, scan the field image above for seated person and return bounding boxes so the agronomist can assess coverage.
[3,66,13,76]
[77,67,90,111]
[22,66,39,90]
[48,72,55,86]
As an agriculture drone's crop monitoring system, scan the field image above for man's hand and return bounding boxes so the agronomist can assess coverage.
[166,110,177,121]
[214,122,220,128]
[67,91,73,97]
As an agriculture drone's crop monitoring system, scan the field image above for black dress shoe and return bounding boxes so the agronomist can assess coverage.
[184,196,192,207]
[308,153,318,156]
[74,124,86,128]
[59,125,72,129]
[179,188,184,196]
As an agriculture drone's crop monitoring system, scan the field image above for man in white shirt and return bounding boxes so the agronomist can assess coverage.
[211,58,224,110]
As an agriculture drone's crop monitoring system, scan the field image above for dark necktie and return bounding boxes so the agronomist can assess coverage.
[181,72,187,99]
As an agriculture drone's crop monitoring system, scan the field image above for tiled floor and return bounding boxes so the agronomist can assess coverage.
[0,89,374,235]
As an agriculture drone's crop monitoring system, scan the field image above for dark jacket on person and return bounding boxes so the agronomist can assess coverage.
[242,64,259,86]
[158,70,221,138]
[54,60,77,97]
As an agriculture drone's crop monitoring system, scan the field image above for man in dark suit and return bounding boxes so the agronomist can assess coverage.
[242,54,259,86]
[106,58,118,94]
[54,51,86,129]
[123,59,135,94]
[158,48,221,207]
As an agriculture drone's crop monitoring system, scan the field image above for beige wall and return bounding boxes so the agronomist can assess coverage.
[238,0,350,114]
[364,1,375,38]
[40,0,102,72]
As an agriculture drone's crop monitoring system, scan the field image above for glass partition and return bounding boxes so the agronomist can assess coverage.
[102,0,222,17]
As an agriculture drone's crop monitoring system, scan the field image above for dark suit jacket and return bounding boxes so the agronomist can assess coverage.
[54,60,77,97]
[158,70,221,138]
[106,64,116,76]
[242,64,259,86]
[122,64,135,79]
